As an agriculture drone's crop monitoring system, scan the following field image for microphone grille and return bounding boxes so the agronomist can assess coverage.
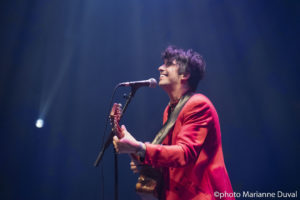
[149,78,157,88]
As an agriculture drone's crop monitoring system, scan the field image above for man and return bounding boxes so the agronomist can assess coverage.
[113,46,234,200]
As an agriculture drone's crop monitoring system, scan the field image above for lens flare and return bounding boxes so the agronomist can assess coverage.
[35,118,44,128]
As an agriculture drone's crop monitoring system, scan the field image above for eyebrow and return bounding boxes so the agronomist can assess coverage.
[165,59,176,66]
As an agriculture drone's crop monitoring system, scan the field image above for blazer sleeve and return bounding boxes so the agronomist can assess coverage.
[143,99,213,168]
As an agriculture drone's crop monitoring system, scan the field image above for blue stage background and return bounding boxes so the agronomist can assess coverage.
[0,0,299,199]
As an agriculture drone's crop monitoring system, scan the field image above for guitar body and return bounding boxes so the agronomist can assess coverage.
[110,103,163,200]
[136,165,163,200]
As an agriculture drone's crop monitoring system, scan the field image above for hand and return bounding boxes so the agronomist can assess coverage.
[130,157,141,173]
[113,125,142,154]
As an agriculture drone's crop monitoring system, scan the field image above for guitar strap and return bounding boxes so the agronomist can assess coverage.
[152,92,193,145]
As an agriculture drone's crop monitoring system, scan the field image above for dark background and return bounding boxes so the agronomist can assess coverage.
[0,0,299,199]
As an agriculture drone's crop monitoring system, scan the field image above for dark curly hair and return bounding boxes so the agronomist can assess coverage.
[162,46,206,92]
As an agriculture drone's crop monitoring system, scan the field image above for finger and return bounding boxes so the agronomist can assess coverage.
[113,136,119,142]
[130,165,138,173]
[130,161,136,166]
[130,165,137,170]
[121,125,127,132]
[130,163,136,168]
[112,140,119,153]
[112,138,118,146]
[114,145,119,153]
[130,159,140,165]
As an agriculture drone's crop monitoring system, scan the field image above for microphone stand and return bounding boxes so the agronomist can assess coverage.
[94,85,138,200]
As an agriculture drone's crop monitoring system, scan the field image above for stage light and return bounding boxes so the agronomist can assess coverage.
[35,118,44,128]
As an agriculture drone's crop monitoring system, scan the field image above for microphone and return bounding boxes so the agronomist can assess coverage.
[118,78,157,88]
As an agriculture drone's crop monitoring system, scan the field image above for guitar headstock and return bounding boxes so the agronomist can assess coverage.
[109,103,124,138]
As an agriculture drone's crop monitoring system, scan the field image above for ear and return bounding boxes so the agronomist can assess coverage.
[181,73,190,81]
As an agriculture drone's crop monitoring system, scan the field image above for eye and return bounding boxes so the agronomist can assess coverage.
[166,61,173,66]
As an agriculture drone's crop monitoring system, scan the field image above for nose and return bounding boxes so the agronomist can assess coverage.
[158,64,165,72]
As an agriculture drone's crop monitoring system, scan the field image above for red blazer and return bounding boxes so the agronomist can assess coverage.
[144,94,234,200]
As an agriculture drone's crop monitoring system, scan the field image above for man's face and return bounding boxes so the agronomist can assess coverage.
[158,59,183,91]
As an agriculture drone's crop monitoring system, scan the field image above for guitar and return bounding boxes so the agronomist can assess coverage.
[109,103,163,200]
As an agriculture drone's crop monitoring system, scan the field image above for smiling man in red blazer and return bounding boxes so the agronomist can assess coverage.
[113,46,234,200]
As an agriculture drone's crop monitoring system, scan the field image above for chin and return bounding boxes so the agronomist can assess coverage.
[159,79,168,84]
[158,82,169,89]
[158,82,166,86]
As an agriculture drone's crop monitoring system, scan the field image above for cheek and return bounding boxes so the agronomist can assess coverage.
[170,70,180,78]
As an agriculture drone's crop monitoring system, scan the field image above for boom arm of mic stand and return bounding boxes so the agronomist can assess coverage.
[94,130,114,167]
[120,86,137,116]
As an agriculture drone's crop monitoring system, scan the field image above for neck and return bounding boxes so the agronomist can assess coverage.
[167,85,190,104]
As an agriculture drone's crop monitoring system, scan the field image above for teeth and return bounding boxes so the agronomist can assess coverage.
[160,75,166,77]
